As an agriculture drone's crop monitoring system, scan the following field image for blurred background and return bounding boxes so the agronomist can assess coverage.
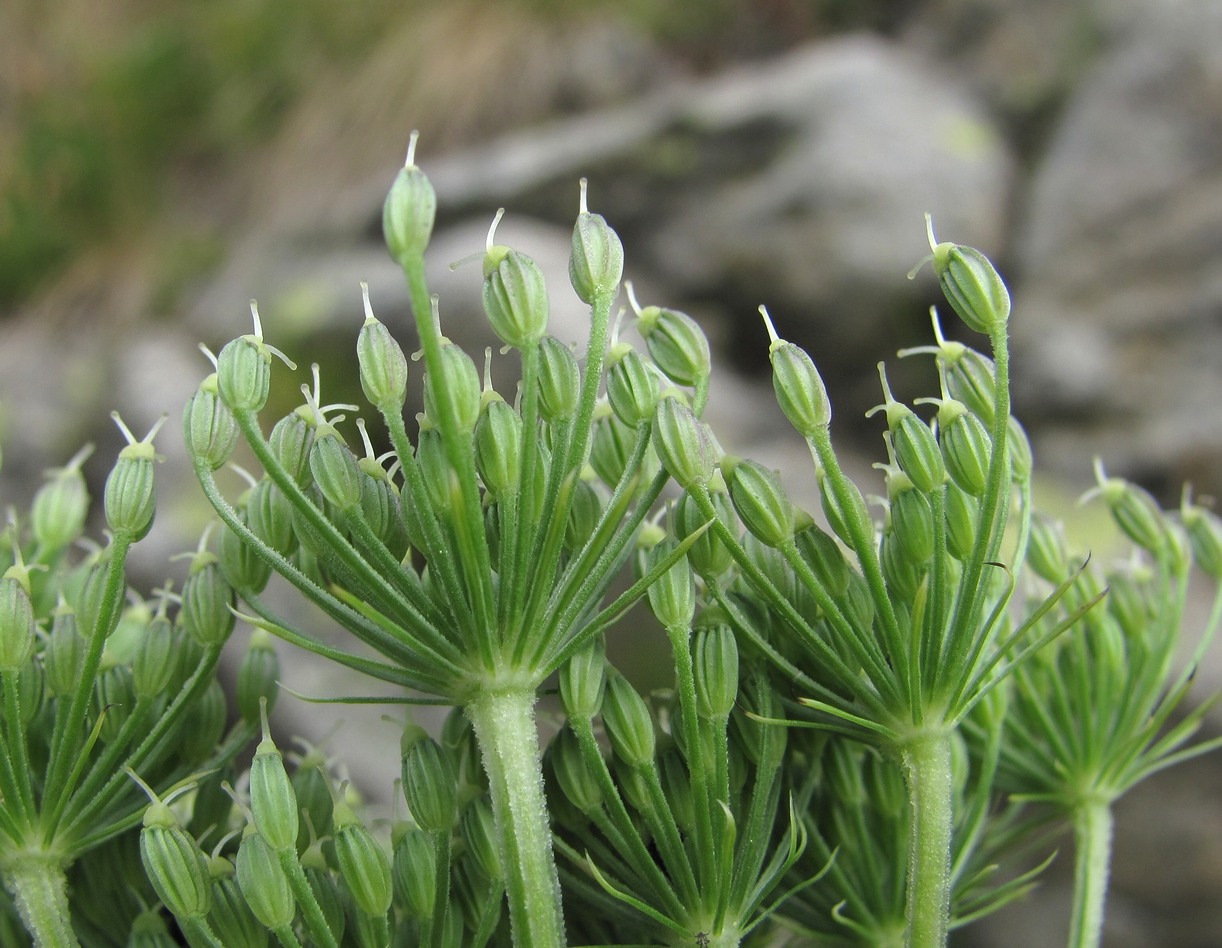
[3,0,1222,944]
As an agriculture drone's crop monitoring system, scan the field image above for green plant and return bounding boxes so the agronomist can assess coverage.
[3,136,1221,948]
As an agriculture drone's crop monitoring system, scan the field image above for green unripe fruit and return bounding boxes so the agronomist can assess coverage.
[794,523,850,599]
[1182,498,1222,579]
[235,830,294,929]
[1093,464,1167,552]
[31,447,91,550]
[357,303,409,410]
[889,485,935,565]
[645,537,695,629]
[133,614,177,699]
[460,798,503,882]
[1027,513,1070,583]
[75,558,122,642]
[393,828,435,919]
[724,456,797,548]
[237,628,280,723]
[423,343,481,436]
[483,247,550,349]
[105,436,158,541]
[637,305,711,388]
[310,430,363,513]
[602,672,656,768]
[569,181,623,304]
[183,379,239,472]
[248,703,299,853]
[564,477,604,554]
[94,664,134,743]
[217,335,272,414]
[401,735,457,834]
[676,488,733,580]
[180,679,227,763]
[943,348,997,427]
[0,575,36,673]
[550,726,602,815]
[940,407,991,496]
[269,412,315,488]
[590,411,637,487]
[1008,416,1033,483]
[819,471,871,549]
[880,531,920,602]
[944,482,977,561]
[538,334,581,421]
[474,398,523,501]
[771,341,831,436]
[928,229,1010,335]
[181,558,235,647]
[607,347,661,428]
[559,635,607,719]
[208,873,268,948]
[891,411,946,494]
[44,607,84,696]
[652,395,715,490]
[694,622,738,720]
[383,139,437,265]
[416,428,455,514]
[219,511,272,594]
[140,803,212,920]
[360,471,407,555]
[332,798,393,916]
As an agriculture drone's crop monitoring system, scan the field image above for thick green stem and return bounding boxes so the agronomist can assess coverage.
[3,853,79,948]
[1067,798,1113,948]
[466,687,565,948]
[901,731,954,948]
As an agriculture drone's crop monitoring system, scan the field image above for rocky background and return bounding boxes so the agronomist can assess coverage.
[3,0,1222,944]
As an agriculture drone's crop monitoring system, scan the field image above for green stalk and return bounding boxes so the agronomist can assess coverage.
[1067,798,1113,948]
[466,687,565,948]
[2,852,78,948]
[901,730,954,948]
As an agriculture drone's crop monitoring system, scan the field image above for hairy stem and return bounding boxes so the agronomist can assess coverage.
[901,731,954,948]
[1068,798,1113,948]
[466,687,565,948]
[3,852,78,948]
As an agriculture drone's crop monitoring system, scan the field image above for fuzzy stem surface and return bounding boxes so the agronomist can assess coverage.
[467,686,565,948]
[901,730,954,948]
[1068,798,1113,948]
[3,853,78,948]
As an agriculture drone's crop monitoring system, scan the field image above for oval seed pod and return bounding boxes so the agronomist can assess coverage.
[1092,463,1168,552]
[1008,416,1033,484]
[652,395,716,491]
[310,430,363,513]
[589,411,637,488]
[637,305,711,389]
[331,795,393,917]
[474,397,523,502]
[94,664,134,743]
[675,488,734,581]
[607,347,661,428]
[0,575,36,673]
[694,622,738,720]
[483,247,550,349]
[235,829,295,931]
[392,827,436,920]
[416,428,454,515]
[1027,513,1070,584]
[601,672,656,769]
[724,456,797,548]
[460,797,503,883]
[550,726,602,816]
[646,538,695,630]
[357,289,409,410]
[219,511,272,594]
[383,134,437,265]
[943,347,997,427]
[133,613,177,699]
[248,701,299,853]
[819,470,871,549]
[180,679,227,764]
[423,343,481,436]
[1182,497,1222,579]
[43,606,84,697]
[569,179,624,304]
[880,531,920,603]
[943,482,977,562]
[889,485,935,565]
[268,411,315,488]
[924,221,1010,335]
[559,635,607,719]
[105,417,161,541]
[216,334,272,415]
[939,407,991,497]
[237,628,280,723]
[181,557,235,647]
[184,379,239,474]
[207,871,268,948]
[139,792,212,921]
[74,558,122,642]
[537,334,581,421]
[563,478,604,555]
[400,735,458,834]
[31,446,91,551]
[794,523,850,599]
